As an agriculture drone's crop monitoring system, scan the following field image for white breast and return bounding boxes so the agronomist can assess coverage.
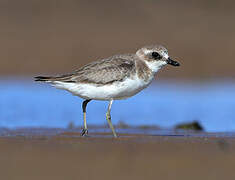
[52,74,154,100]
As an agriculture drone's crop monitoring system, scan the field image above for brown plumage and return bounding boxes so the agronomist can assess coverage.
[35,54,137,85]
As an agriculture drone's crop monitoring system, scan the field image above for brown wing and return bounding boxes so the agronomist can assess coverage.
[71,55,135,84]
[35,55,136,85]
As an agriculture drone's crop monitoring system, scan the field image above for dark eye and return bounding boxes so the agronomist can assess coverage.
[152,52,162,60]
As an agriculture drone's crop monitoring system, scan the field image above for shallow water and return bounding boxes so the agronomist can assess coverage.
[0,79,235,132]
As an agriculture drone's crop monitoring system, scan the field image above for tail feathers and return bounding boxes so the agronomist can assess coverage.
[34,76,55,82]
[34,75,75,83]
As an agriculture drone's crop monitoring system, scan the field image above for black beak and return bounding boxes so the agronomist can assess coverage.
[167,57,180,66]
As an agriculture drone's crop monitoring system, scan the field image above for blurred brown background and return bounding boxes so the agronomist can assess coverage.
[1,0,235,79]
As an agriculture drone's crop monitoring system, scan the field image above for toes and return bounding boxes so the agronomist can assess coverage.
[81,128,88,136]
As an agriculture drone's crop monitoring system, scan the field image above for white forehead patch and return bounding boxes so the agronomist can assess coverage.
[163,53,169,59]
[160,50,169,59]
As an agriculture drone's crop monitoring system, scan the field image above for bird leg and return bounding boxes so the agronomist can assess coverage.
[106,100,117,138]
[81,99,91,136]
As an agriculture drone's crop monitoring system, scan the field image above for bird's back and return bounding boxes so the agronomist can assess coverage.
[35,54,137,85]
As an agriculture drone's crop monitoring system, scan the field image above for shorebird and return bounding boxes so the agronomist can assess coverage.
[35,45,180,137]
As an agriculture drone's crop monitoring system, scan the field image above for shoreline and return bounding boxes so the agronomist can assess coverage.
[1,128,235,180]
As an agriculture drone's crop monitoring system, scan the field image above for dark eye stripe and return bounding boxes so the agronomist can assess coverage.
[152,52,162,60]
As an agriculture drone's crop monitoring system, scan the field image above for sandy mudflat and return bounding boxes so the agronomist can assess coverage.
[0,128,235,180]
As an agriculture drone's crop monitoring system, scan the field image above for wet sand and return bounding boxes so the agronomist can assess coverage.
[1,128,235,180]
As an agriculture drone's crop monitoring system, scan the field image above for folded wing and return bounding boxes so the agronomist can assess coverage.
[35,55,136,85]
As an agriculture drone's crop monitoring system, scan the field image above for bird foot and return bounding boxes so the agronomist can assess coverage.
[81,128,88,136]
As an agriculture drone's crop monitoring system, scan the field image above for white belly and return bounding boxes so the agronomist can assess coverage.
[52,75,154,100]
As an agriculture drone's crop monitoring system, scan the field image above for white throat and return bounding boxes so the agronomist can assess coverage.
[144,60,167,73]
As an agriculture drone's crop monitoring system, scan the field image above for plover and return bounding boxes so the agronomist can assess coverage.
[35,45,180,137]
